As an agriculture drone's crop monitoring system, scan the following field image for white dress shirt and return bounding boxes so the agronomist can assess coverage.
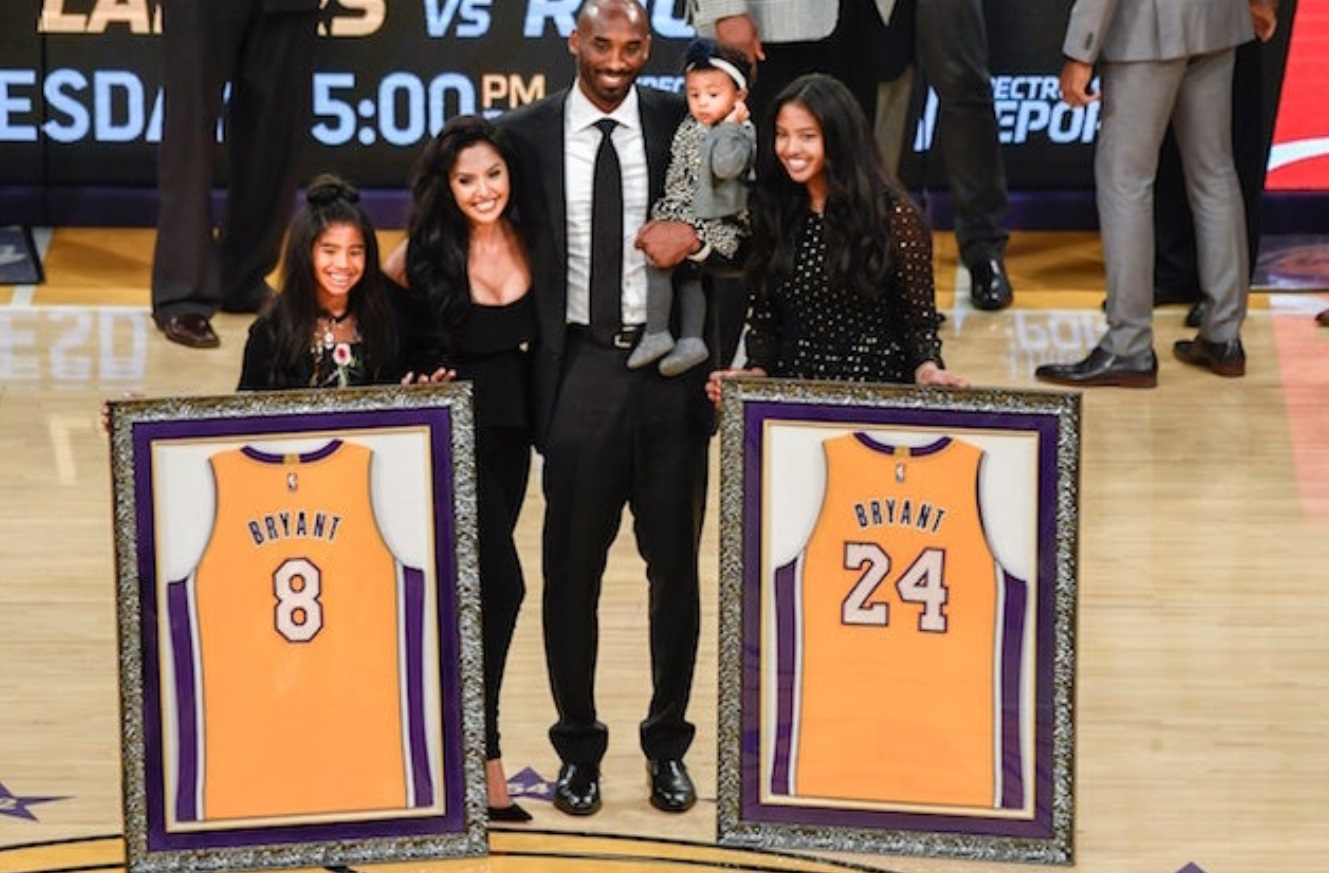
[563,83,650,327]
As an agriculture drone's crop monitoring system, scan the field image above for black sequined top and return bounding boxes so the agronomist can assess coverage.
[744,200,943,384]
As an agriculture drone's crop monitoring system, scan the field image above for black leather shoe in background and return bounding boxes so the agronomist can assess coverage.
[552,762,601,816]
[1034,347,1158,388]
[1184,299,1211,329]
[157,313,220,349]
[966,256,1014,311]
[1173,335,1245,377]
[647,758,696,813]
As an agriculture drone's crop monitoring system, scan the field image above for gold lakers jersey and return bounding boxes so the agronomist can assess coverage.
[768,433,1026,809]
[164,440,434,823]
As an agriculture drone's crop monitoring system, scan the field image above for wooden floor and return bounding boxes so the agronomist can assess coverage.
[2,228,1329,873]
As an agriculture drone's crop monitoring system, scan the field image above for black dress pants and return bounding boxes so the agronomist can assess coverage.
[540,330,710,765]
[913,0,1009,263]
[152,0,316,320]
[476,425,532,761]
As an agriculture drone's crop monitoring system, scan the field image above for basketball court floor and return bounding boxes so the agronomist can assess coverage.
[2,228,1328,873]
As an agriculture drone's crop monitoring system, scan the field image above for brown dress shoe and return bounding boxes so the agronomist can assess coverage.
[1034,347,1158,388]
[1316,309,1329,328]
[1173,336,1245,377]
[158,313,220,349]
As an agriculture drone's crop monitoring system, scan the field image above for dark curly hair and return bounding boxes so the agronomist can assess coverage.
[746,73,910,305]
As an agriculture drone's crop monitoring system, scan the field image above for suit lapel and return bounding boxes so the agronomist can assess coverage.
[638,88,673,198]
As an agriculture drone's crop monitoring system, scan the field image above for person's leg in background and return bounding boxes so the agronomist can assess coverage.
[868,0,916,177]
[1153,37,1265,328]
[914,0,1013,311]
[218,6,318,313]
[150,0,242,348]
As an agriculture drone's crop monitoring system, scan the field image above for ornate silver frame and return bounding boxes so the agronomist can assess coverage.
[715,379,1079,865]
[108,385,486,872]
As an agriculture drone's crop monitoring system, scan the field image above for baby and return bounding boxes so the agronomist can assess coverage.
[630,38,755,376]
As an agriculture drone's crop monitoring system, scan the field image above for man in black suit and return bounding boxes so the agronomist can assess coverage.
[499,0,712,817]
[151,0,318,348]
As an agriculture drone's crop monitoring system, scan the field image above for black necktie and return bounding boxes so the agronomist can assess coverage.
[589,118,623,343]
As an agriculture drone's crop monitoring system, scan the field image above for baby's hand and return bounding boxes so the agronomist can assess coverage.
[725,100,750,125]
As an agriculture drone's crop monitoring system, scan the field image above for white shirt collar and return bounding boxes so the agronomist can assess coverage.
[566,80,641,134]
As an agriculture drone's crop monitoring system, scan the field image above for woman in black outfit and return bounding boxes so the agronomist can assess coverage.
[238,174,444,390]
[707,73,966,403]
[393,116,537,823]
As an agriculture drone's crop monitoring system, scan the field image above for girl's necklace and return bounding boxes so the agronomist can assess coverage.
[315,310,357,349]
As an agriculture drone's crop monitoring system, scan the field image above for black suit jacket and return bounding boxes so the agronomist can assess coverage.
[499,85,690,448]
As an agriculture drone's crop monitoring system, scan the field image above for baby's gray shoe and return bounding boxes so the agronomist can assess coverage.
[658,338,709,377]
[627,331,675,369]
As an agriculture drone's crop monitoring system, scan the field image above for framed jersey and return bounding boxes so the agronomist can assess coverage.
[107,385,486,872]
[714,379,1079,865]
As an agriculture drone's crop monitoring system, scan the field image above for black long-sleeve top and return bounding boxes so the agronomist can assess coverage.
[744,199,944,384]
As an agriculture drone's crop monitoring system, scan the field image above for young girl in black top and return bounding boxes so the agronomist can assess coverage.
[238,174,445,390]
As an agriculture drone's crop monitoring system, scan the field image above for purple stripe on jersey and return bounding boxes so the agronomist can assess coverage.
[239,439,343,464]
[1001,573,1029,810]
[769,558,799,796]
[166,578,200,823]
[402,566,433,807]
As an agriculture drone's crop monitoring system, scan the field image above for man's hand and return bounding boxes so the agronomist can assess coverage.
[715,14,763,65]
[1250,1,1277,41]
[1059,59,1098,108]
[635,220,700,270]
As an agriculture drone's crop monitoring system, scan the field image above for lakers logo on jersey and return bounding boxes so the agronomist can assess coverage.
[164,440,436,825]
[767,433,1029,811]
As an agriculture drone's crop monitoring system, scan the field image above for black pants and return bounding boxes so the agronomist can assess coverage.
[1154,38,1267,300]
[540,331,710,765]
[913,0,1009,262]
[151,0,315,319]
[476,425,532,760]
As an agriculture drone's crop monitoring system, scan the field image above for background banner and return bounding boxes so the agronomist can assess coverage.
[0,0,1321,222]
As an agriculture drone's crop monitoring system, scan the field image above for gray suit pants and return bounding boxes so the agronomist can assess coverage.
[1096,49,1248,357]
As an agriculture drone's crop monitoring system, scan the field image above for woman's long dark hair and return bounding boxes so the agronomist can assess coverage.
[404,115,524,344]
[746,73,905,304]
[268,174,399,384]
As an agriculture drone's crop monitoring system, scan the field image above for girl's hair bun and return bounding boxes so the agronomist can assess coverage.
[306,173,360,208]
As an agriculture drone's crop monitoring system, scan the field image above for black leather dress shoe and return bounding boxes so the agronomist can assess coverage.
[1184,299,1210,329]
[1034,347,1158,388]
[647,758,696,813]
[158,313,220,349]
[1316,308,1329,328]
[487,802,533,824]
[1173,335,1245,377]
[966,256,1014,311]
[220,283,276,314]
[552,763,601,816]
